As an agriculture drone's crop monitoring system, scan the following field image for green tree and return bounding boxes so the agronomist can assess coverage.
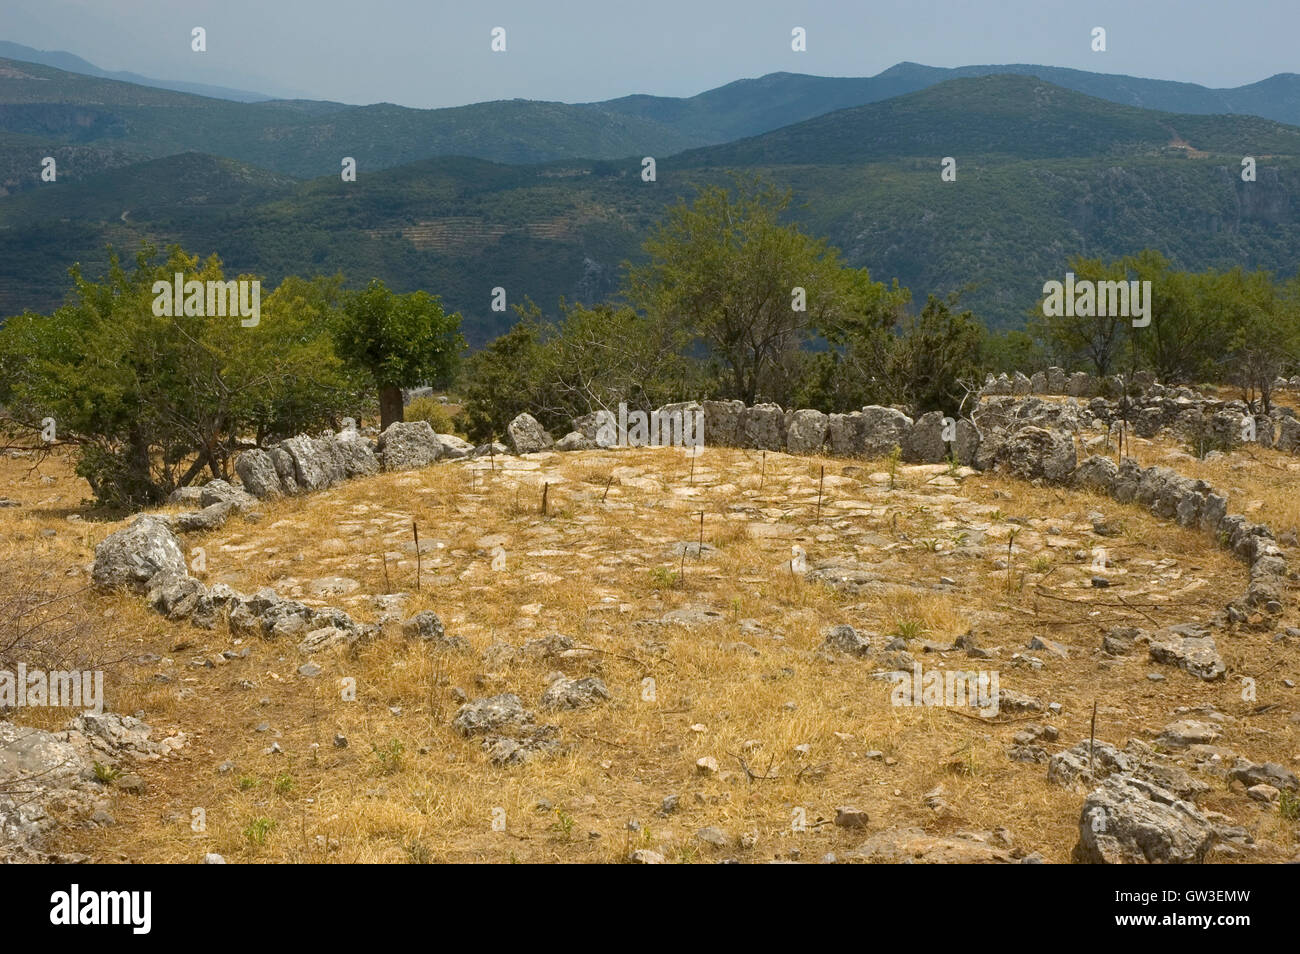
[793,266,911,411]
[1219,267,1295,413]
[624,174,856,405]
[458,306,552,443]
[981,328,1045,376]
[1030,253,1135,375]
[334,279,465,430]
[888,294,986,417]
[0,244,357,508]
[459,299,700,442]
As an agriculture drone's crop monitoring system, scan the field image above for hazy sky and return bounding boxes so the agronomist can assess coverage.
[2,0,1294,108]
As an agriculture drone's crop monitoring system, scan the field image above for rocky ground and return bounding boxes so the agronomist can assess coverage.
[1,401,1298,863]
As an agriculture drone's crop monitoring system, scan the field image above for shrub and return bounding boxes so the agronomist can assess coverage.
[403,396,456,434]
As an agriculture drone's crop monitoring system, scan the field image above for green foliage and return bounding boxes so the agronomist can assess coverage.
[1029,249,1300,398]
[403,396,457,434]
[0,243,361,509]
[458,299,697,442]
[335,279,464,390]
[458,310,548,443]
[793,268,911,411]
[1280,789,1300,822]
[334,278,465,423]
[1029,253,1137,375]
[981,329,1045,375]
[625,174,858,404]
[549,809,576,840]
[888,294,985,417]
[243,817,276,845]
[372,738,406,775]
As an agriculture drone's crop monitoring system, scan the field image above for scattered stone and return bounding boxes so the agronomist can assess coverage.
[540,676,610,711]
[92,516,187,591]
[506,413,553,454]
[843,827,1017,864]
[696,826,730,847]
[1074,775,1216,864]
[834,806,870,829]
[822,624,872,657]
[377,421,442,472]
[1148,630,1226,682]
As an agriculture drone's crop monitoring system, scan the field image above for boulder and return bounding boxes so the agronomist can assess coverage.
[1230,759,1298,792]
[434,434,475,459]
[1071,455,1119,494]
[1074,775,1215,864]
[505,413,553,454]
[378,420,442,471]
[145,571,207,621]
[401,611,445,641]
[1147,629,1226,681]
[785,409,828,455]
[701,400,744,447]
[826,412,863,456]
[234,449,282,499]
[902,411,950,463]
[540,676,610,711]
[1276,416,1300,453]
[452,694,536,737]
[739,403,786,450]
[654,402,703,446]
[333,434,381,477]
[859,406,913,458]
[279,435,335,492]
[822,624,872,657]
[198,479,257,510]
[166,486,205,506]
[555,431,596,452]
[268,446,300,494]
[174,501,234,533]
[92,516,187,591]
[998,426,1076,483]
[952,419,980,466]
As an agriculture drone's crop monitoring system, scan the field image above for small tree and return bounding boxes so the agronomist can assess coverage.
[0,244,357,508]
[334,279,465,431]
[889,294,985,417]
[624,174,853,405]
[1222,268,1295,414]
[1030,253,1133,375]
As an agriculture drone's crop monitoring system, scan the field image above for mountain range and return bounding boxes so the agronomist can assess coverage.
[1,50,1298,342]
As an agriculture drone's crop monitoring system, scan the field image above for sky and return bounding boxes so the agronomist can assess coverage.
[1,0,1294,108]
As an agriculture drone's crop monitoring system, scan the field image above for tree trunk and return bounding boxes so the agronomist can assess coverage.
[379,385,405,431]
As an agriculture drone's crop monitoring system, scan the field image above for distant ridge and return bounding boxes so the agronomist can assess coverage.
[0,40,277,102]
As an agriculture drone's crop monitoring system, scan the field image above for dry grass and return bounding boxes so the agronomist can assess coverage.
[0,427,1297,863]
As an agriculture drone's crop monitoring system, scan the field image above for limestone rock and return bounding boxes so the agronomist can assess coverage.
[92,515,187,591]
